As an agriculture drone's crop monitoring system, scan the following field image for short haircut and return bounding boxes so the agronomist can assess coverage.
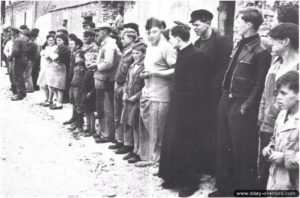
[171,25,190,42]
[70,37,83,48]
[268,23,299,50]
[277,4,299,25]
[124,23,139,35]
[276,70,299,93]
[76,50,86,60]
[132,42,147,54]
[145,17,163,30]
[49,30,56,35]
[238,8,263,31]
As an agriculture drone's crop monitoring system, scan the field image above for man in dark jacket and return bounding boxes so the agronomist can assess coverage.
[190,9,233,174]
[9,27,29,101]
[209,8,272,197]
[158,25,211,197]
[109,29,135,153]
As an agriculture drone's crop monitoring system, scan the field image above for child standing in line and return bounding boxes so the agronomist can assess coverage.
[262,71,299,190]
[81,59,96,137]
[69,50,87,135]
[120,42,147,163]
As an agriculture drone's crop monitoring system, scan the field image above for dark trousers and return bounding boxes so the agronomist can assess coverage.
[256,131,272,190]
[32,59,40,90]
[8,61,17,94]
[95,79,115,139]
[215,90,259,194]
[13,59,27,95]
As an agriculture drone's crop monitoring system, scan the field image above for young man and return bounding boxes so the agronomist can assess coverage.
[262,71,299,190]
[158,25,210,197]
[210,8,272,196]
[190,9,233,174]
[9,27,29,101]
[110,29,135,154]
[257,23,299,189]
[137,18,177,166]
[88,23,120,143]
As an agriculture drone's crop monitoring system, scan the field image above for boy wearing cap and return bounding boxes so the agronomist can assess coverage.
[210,8,272,196]
[190,9,233,174]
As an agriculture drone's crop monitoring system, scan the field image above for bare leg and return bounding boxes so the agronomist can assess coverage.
[57,89,64,107]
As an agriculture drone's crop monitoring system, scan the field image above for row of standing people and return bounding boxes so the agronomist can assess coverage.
[3,4,299,198]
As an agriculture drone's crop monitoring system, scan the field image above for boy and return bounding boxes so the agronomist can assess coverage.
[263,71,299,190]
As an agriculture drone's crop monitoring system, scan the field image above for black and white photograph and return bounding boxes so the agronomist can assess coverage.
[0,0,299,197]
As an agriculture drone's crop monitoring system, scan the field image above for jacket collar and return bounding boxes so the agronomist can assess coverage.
[233,36,261,61]
[277,110,299,133]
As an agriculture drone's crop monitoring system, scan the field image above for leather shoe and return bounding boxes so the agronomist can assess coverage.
[93,133,101,139]
[123,152,134,160]
[115,146,133,154]
[95,137,113,144]
[108,142,124,149]
[63,118,76,125]
[178,184,199,197]
[128,154,141,164]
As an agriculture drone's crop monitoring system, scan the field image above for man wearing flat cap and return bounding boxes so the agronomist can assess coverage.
[190,9,233,175]
[89,22,121,143]
[9,27,29,100]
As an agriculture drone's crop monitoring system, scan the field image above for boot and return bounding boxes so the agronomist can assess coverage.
[63,109,78,125]
[11,85,17,95]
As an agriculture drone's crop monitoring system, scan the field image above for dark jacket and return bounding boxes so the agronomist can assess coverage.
[222,36,272,112]
[115,46,134,85]
[70,61,87,87]
[10,34,29,62]
[55,44,71,68]
[194,30,232,90]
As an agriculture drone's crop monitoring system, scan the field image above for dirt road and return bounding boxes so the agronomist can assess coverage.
[0,67,214,197]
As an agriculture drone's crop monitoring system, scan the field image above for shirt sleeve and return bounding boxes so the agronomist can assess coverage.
[164,44,177,68]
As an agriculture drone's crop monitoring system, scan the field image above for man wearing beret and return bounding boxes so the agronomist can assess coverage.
[189,9,233,175]
[210,8,271,196]
[9,27,29,101]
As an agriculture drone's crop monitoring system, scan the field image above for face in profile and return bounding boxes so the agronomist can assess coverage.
[192,20,210,37]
